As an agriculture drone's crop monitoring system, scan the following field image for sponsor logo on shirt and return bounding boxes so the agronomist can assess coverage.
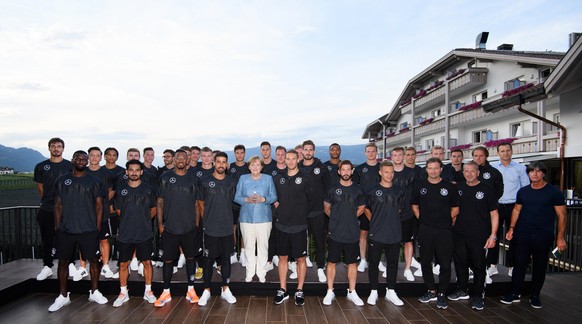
[376,190,383,196]
[44,165,51,171]
[475,191,485,199]
[196,171,203,177]
[64,179,72,186]
[327,165,332,171]
[440,188,449,196]
[123,174,128,180]
[483,172,491,180]
[272,170,278,176]
[458,190,463,196]
[335,188,342,195]
[121,189,128,196]
[420,188,427,195]
[209,181,216,188]
[295,177,302,185]
[169,177,176,184]
[314,168,320,175]
[230,168,236,174]
[279,178,286,184]
[362,167,368,173]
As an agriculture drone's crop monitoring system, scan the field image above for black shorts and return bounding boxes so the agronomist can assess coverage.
[327,238,359,264]
[203,234,234,259]
[401,218,418,243]
[276,229,307,259]
[232,207,240,225]
[160,230,198,262]
[359,215,370,231]
[55,230,100,261]
[99,220,111,240]
[117,239,154,262]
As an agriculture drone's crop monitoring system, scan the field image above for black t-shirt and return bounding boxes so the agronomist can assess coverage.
[299,158,329,214]
[158,170,198,235]
[191,165,214,180]
[325,183,365,243]
[55,173,102,234]
[393,166,416,221]
[515,184,565,235]
[197,175,237,237]
[115,182,157,243]
[323,160,340,189]
[142,165,159,186]
[229,162,250,182]
[366,183,405,244]
[478,161,504,200]
[87,167,112,220]
[442,164,457,183]
[262,159,279,177]
[353,162,380,193]
[454,182,498,241]
[273,170,315,233]
[34,159,72,211]
[411,179,459,230]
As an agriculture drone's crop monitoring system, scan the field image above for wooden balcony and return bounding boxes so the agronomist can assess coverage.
[414,118,445,137]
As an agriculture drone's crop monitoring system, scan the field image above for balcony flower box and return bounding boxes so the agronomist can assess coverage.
[483,138,516,148]
[460,101,482,111]
[419,118,434,126]
[399,127,410,133]
[412,90,427,99]
[426,81,444,92]
[502,83,534,98]
[450,144,472,151]
[445,68,467,80]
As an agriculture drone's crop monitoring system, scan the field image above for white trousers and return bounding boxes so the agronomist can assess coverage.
[240,222,272,280]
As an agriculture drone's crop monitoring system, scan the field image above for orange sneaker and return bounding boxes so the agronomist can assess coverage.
[186,288,199,303]
[154,291,172,307]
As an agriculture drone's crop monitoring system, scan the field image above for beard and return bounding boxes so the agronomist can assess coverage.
[341,174,352,181]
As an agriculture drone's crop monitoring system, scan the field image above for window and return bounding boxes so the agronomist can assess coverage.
[468,60,476,68]
[510,122,524,137]
[473,91,487,102]
[532,121,538,135]
[548,113,560,132]
[400,122,409,130]
[540,68,551,81]
[473,129,487,143]
[432,109,442,117]
[504,78,526,91]
[425,139,434,150]
[450,101,464,112]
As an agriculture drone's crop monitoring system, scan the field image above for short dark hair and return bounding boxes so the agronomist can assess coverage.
[179,145,191,152]
[234,144,246,152]
[260,141,271,148]
[175,149,187,156]
[104,147,119,156]
[163,149,175,156]
[201,146,212,153]
[380,160,394,169]
[88,146,101,154]
[365,143,377,150]
[405,146,416,153]
[450,148,463,155]
[190,146,201,152]
[275,145,286,152]
[338,159,353,170]
[126,160,143,169]
[302,140,315,149]
[329,143,341,150]
[286,149,299,158]
[496,142,513,151]
[392,146,404,153]
[425,157,443,168]
[72,150,87,158]
[48,137,65,148]
[214,151,228,161]
[526,161,548,175]
[143,147,154,154]
[472,146,489,158]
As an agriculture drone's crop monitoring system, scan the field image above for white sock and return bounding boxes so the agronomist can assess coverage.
[188,285,194,290]
[164,288,170,293]
[145,284,151,292]
[120,286,128,294]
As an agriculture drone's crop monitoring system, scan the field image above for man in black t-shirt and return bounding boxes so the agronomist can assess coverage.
[48,150,106,312]
[113,160,158,307]
[412,157,459,310]
[353,143,380,272]
[449,161,499,311]
[154,150,200,307]
[324,143,341,186]
[157,149,175,177]
[261,141,278,176]
[322,160,365,307]
[266,145,288,269]
[197,152,238,306]
[365,161,405,306]
[34,137,73,282]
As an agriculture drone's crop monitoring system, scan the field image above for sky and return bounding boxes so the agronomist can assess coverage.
[1,0,581,165]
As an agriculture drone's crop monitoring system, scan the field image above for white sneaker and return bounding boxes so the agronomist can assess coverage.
[272,255,279,267]
[143,290,157,303]
[130,258,139,271]
[48,293,71,312]
[469,268,474,280]
[112,271,119,279]
[306,256,313,268]
[177,254,186,268]
[414,268,422,277]
[88,289,108,304]
[411,257,421,269]
[289,261,297,272]
[382,270,387,278]
[113,291,129,307]
[37,266,53,281]
[198,290,211,306]
[68,263,79,278]
[101,264,115,278]
[367,290,378,305]
[403,269,415,282]
[378,262,386,272]
[317,268,327,283]
[485,273,492,284]
[357,259,368,273]
[508,267,513,277]
[487,265,499,276]
[73,267,88,281]
[289,270,298,279]
[221,288,237,304]
[322,289,335,305]
[230,253,238,264]
[155,261,164,268]
[258,276,266,283]
[432,264,440,275]
[173,266,178,274]
[138,263,144,277]
[240,251,248,268]
[265,262,274,272]
[385,289,404,306]
[346,289,364,306]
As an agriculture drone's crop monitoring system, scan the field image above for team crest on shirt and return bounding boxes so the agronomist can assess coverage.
[121,189,128,196]
[44,165,51,171]
[476,191,485,200]
[169,177,176,184]
[376,190,383,196]
[362,167,368,173]
[280,178,286,184]
[196,171,203,177]
[458,190,463,196]
[335,188,342,195]
[483,172,491,180]
[272,171,278,176]
[440,188,449,196]
[64,179,72,186]
[209,181,216,188]
[314,168,320,175]
[420,188,427,195]
[295,177,302,184]
[327,165,332,171]
[123,174,128,180]
[230,168,236,174]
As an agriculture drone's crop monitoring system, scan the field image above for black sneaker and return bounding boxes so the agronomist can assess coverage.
[447,289,469,301]
[529,295,542,309]
[294,290,305,306]
[500,293,521,305]
[472,297,484,311]
[436,293,448,309]
[274,289,289,304]
[418,290,437,303]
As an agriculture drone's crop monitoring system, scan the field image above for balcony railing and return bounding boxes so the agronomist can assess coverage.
[414,117,445,137]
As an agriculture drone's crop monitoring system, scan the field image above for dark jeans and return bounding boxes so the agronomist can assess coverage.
[487,203,514,267]
[511,231,553,296]
[453,233,487,297]
[307,212,328,269]
[418,224,453,294]
[37,209,55,267]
